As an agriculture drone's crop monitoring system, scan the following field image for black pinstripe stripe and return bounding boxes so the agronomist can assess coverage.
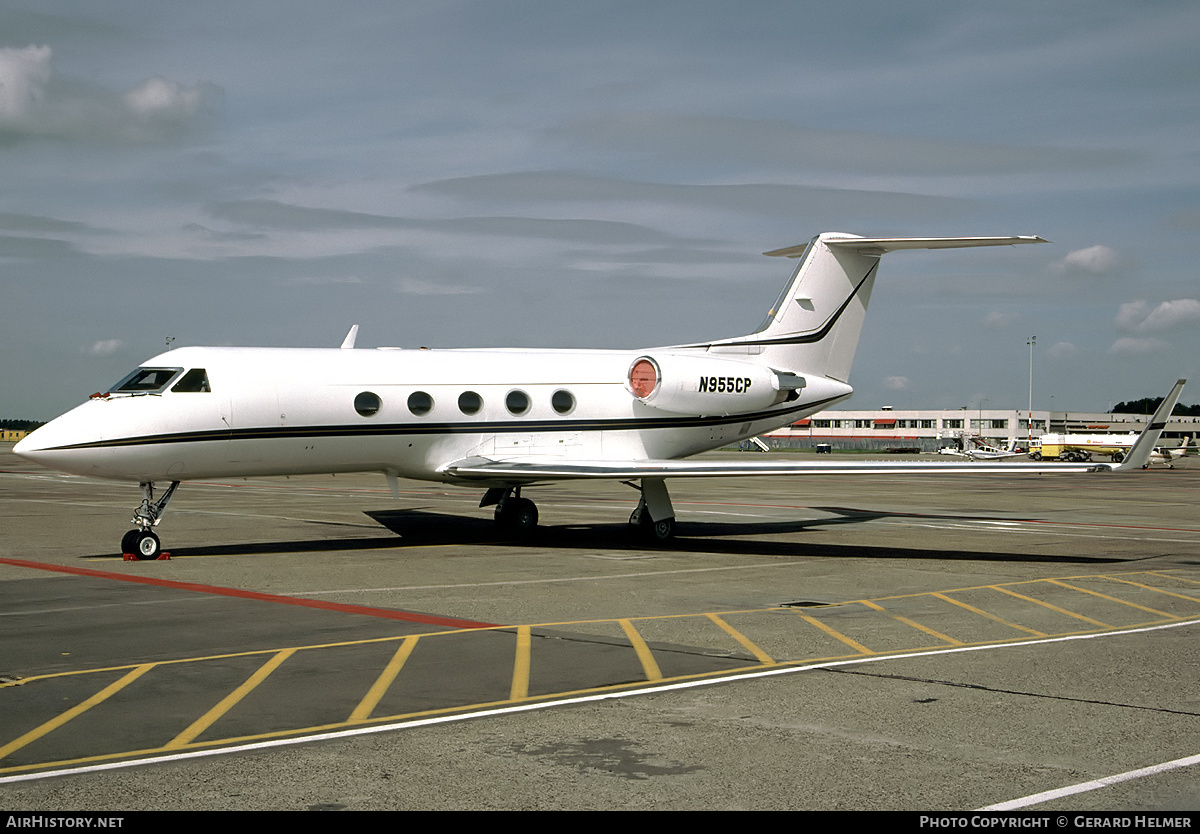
[44,395,847,452]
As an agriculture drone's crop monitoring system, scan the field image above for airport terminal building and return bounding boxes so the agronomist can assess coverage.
[762,407,1200,452]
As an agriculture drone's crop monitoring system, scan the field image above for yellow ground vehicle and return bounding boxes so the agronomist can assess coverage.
[1032,433,1137,463]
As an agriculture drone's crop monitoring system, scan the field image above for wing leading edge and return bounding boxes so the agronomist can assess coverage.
[442,456,1114,482]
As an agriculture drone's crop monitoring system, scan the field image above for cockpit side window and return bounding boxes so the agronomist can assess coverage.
[171,368,211,393]
[109,367,183,394]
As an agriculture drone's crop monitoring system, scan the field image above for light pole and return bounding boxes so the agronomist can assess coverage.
[1027,335,1036,439]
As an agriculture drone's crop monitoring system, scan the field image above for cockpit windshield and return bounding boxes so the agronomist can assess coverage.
[171,368,211,393]
[108,367,183,394]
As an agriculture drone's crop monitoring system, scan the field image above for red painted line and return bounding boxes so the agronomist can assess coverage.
[0,557,497,630]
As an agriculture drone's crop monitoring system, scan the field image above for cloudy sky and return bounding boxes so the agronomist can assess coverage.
[3,1,1198,419]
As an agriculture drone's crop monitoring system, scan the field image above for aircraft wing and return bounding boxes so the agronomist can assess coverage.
[445,378,1186,484]
[441,456,1113,482]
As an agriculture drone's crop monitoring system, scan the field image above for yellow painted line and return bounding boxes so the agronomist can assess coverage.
[1102,576,1200,604]
[990,585,1111,629]
[0,624,1147,777]
[510,626,531,700]
[166,649,296,749]
[618,619,662,681]
[0,628,489,686]
[1046,579,1171,618]
[349,636,419,723]
[6,568,1199,778]
[932,592,1047,637]
[1152,571,1200,586]
[0,664,154,762]
[794,612,874,654]
[705,613,774,664]
[14,614,1200,779]
[860,599,963,646]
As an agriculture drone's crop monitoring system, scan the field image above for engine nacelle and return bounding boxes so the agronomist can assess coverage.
[626,353,804,415]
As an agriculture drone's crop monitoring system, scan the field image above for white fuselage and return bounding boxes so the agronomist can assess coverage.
[20,344,852,485]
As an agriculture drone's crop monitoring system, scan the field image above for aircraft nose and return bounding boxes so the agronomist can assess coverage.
[12,407,102,473]
[13,427,47,457]
[14,421,66,466]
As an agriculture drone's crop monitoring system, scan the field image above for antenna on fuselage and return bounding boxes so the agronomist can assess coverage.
[340,325,359,349]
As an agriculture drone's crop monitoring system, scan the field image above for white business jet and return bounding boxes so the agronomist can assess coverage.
[14,232,1186,559]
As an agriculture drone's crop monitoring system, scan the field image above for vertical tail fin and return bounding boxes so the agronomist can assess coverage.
[701,233,1046,381]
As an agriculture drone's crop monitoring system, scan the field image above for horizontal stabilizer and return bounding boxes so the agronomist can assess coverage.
[764,235,1047,258]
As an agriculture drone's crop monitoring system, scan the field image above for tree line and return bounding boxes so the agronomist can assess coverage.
[1,419,46,431]
[1109,398,1200,416]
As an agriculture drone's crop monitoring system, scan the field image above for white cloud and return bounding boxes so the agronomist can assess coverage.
[1051,245,1121,275]
[1116,298,1200,332]
[1137,299,1200,332]
[883,376,910,391]
[87,339,123,356]
[983,311,1017,329]
[0,45,51,119]
[396,277,486,296]
[1116,300,1148,331]
[0,45,220,144]
[1047,341,1077,359]
[123,77,207,122]
[1108,337,1168,357]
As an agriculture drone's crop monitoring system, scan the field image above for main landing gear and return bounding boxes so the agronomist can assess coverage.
[488,486,540,534]
[121,481,179,560]
[627,477,676,542]
[480,477,677,543]
[628,503,675,542]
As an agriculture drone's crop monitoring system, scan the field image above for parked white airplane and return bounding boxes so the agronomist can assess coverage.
[1149,436,1191,468]
[938,438,1025,460]
[14,232,1187,559]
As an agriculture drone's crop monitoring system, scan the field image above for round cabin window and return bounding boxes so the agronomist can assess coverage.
[407,391,433,416]
[505,389,530,415]
[354,391,382,417]
[551,389,575,415]
[458,391,483,415]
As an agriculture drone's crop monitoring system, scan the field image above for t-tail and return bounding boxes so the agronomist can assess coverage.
[695,233,1047,381]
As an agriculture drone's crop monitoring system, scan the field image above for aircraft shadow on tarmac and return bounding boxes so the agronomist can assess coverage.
[87,506,1129,564]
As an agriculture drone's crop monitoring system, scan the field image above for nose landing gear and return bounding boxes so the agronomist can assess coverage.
[121,481,179,561]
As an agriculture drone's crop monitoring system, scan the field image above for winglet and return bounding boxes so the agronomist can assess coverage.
[340,325,359,350]
[1115,379,1187,471]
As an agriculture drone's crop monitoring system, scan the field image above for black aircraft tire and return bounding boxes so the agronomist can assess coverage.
[639,513,676,543]
[495,498,538,534]
[133,530,161,560]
